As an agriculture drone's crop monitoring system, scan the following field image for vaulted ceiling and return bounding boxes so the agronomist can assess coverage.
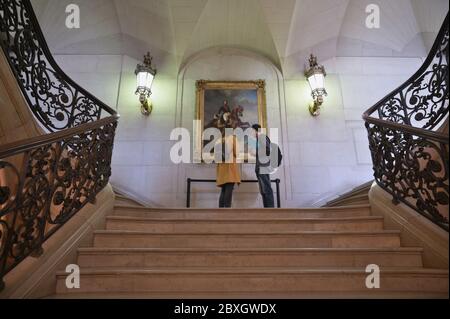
[31,0,448,75]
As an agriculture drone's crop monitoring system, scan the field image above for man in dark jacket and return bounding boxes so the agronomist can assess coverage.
[252,124,275,208]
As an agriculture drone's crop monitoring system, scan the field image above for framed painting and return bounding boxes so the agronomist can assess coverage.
[194,80,267,163]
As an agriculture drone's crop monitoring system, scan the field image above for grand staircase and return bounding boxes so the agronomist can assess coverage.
[0,1,448,299]
[52,204,448,298]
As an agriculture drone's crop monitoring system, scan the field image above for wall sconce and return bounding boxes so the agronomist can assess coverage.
[135,52,157,116]
[305,54,327,116]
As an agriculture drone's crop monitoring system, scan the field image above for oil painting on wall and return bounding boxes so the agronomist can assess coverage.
[194,80,267,162]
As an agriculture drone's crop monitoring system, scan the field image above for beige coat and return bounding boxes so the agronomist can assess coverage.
[216,135,241,186]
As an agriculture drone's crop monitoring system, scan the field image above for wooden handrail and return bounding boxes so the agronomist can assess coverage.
[0,114,119,158]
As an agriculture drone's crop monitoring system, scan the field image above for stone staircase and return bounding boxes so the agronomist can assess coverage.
[113,194,146,208]
[53,204,449,298]
[113,189,147,208]
[325,181,372,207]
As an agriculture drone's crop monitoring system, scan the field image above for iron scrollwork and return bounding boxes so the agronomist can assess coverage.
[366,122,449,230]
[375,19,449,130]
[0,0,118,291]
[0,0,115,132]
[364,13,449,231]
[0,121,117,290]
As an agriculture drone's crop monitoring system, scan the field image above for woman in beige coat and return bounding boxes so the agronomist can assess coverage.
[216,127,241,208]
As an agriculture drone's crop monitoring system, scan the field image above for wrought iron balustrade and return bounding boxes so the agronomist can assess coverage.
[363,13,449,231]
[0,0,116,131]
[0,0,119,291]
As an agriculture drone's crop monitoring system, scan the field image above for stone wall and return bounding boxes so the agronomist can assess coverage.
[53,50,422,208]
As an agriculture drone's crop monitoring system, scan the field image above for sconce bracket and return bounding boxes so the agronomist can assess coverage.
[139,94,153,116]
[309,97,323,117]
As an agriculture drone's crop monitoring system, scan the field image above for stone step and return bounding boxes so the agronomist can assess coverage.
[334,197,370,207]
[114,199,142,207]
[77,247,424,268]
[93,230,401,249]
[105,216,384,232]
[327,194,370,207]
[114,195,145,207]
[113,205,372,219]
[48,291,450,299]
[55,267,449,295]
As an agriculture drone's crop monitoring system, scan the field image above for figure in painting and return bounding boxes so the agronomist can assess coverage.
[205,100,229,130]
[205,100,250,131]
[230,105,250,130]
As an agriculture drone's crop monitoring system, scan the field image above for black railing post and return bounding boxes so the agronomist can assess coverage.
[275,178,281,208]
[186,178,191,208]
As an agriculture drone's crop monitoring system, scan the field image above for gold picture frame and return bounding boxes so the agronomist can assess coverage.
[194,80,268,163]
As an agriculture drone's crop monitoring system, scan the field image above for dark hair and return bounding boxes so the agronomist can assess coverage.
[252,124,261,131]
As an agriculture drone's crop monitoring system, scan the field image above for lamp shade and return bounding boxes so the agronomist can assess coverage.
[135,52,157,97]
[305,54,327,99]
[307,71,325,94]
[136,70,155,93]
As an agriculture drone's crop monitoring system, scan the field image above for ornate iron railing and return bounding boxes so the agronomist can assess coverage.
[363,13,449,231]
[0,0,117,131]
[0,0,118,291]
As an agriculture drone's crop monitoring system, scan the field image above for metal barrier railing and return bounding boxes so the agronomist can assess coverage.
[186,178,281,208]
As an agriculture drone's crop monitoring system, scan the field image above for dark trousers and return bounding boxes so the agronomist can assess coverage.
[219,183,235,208]
[257,174,274,208]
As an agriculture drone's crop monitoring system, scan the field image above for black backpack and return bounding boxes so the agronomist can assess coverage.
[261,136,283,171]
[270,142,283,168]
